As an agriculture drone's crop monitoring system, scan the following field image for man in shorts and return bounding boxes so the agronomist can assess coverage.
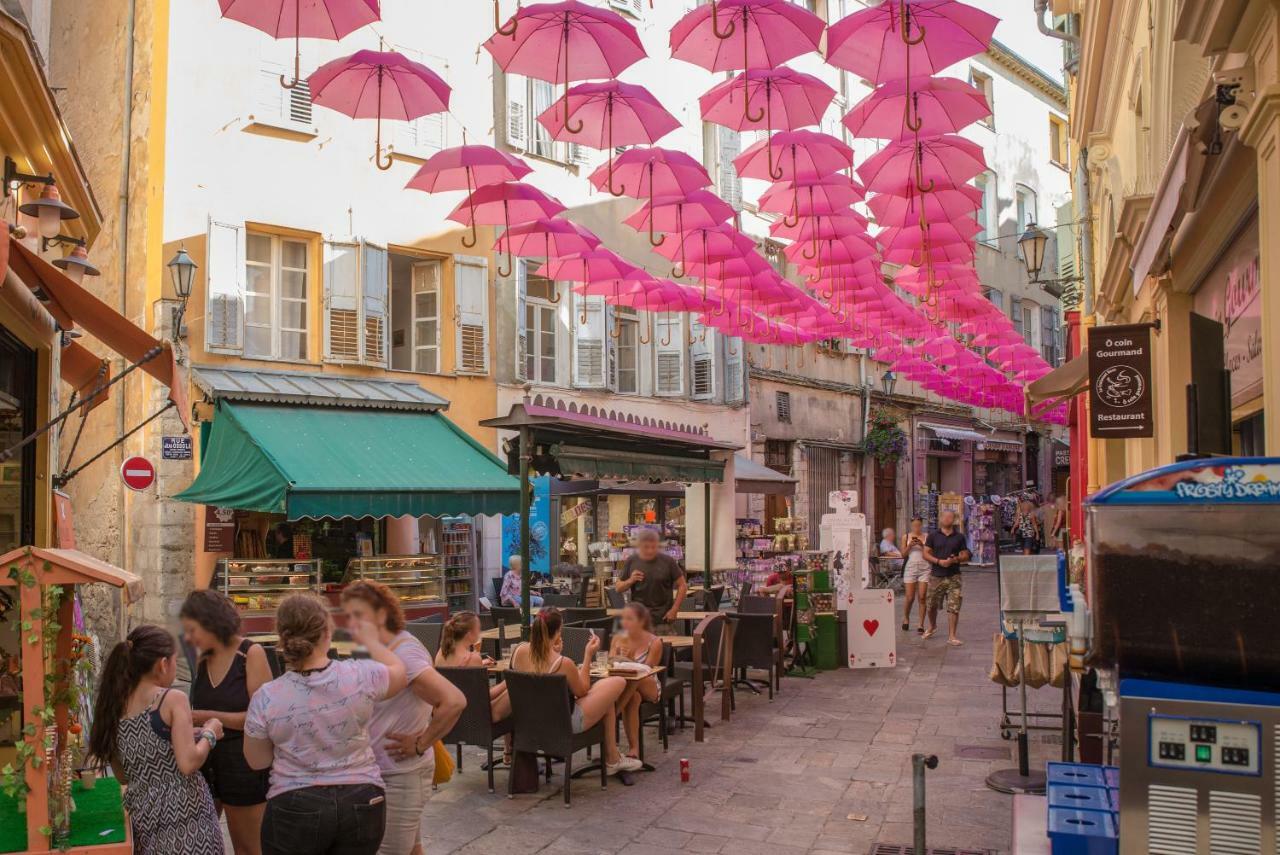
[923,510,970,646]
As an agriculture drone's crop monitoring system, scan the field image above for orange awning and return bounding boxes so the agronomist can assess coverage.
[60,339,111,413]
[7,237,189,428]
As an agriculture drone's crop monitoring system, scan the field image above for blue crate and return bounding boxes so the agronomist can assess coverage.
[1048,784,1112,813]
[1047,762,1107,788]
[1048,808,1118,855]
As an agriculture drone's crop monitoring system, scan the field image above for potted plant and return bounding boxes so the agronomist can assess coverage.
[864,410,908,465]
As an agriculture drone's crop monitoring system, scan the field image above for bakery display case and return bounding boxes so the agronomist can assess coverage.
[215,558,323,631]
[342,555,445,609]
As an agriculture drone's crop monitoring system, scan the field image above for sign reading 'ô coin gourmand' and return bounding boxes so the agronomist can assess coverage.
[1088,324,1154,439]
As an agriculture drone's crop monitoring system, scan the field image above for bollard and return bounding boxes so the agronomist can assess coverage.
[912,753,939,854]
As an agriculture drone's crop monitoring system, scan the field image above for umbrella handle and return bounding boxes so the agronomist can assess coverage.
[660,317,672,347]
[647,178,666,246]
[495,0,519,36]
[375,72,394,171]
[711,2,736,39]
[672,258,685,279]
[782,192,800,228]
[687,325,698,346]
[496,201,513,277]
[281,7,301,88]
[548,287,562,304]
[802,232,817,260]
[561,36,584,133]
[905,90,924,132]
[713,297,727,317]
[461,168,479,247]
[461,222,479,248]
[639,317,651,345]
[610,316,622,339]
[744,70,766,124]
[606,107,626,197]
[899,1,926,46]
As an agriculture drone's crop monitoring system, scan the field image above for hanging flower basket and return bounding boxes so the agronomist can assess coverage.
[864,410,907,465]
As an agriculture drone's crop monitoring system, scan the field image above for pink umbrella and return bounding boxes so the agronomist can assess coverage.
[589,148,713,209]
[867,185,981,227]
[825,0,999,84]
[699,67,835,131]
[406,145,532,246]
[484,1,646,132]
[447,182,566,276]
[624,190,736,247]
[538,82,680,195]
[218,0,379,89]
[843,75,991,141]
[541,249,638,283]
[734,130,853,182]
[770,212,870,241]
[856,135,986,194]
[878,218,982,249]
[309,50,451,170]
[670,0,826,72]
[494,218,601,273]
[758,175,865,224]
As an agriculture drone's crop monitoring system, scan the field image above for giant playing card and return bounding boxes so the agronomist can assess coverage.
[846,588,896,669]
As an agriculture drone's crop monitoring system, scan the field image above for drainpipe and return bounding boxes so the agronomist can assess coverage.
[1033,0,1079,47]
[116,0,137,586]
[1070,149,1094,540]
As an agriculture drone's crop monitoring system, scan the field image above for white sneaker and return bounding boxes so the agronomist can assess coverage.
[617,755,643,772]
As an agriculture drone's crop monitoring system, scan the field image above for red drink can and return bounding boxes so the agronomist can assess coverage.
[679,758,690,783]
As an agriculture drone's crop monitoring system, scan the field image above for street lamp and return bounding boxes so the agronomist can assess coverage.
[167,247,197,340]
[881,370,897,397]
[52,244,100,286]
[1017,221,1049,281]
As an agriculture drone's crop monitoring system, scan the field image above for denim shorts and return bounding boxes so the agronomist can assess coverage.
[262,783,386,855]
[571,706,585,733]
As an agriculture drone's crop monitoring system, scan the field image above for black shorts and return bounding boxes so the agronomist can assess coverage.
[202,734,269,807]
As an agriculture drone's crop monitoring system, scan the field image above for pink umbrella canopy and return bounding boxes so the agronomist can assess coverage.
[758,175,866,220]
[825,0,999,84]
[537,82,680,195]
[856,134,986,194]
[589,147,713,203]
[309,50,451,170]
[843,75,991,141]
[670,0,826,72]
[734,130,853,182]
[495,218,600,261]
[770,212,871,241]
[484,1,646,132]
[699,67,836,130]
[623,190,736,245]
[653,223,755,262]
[541,250,641,291]
[446,182,566,275]
[866,184,981,227]
[405,145,532,194]
[218,0,379,88]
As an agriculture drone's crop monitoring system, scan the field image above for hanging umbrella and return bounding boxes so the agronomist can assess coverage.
[856,134,986,194]
[699,67,835,130]
[878,217,982,250]
[538,82,680,195]
[867,185,981,227]
[309,50,451,170]
[758,175,865,224]
[539,248,639,284]
[406,145,533,245]
[446,182,566,275]
[623,190,736,247]
[671,0,825,69]
[589,147,713,208]
[770,212,870,241]
[495,218,601,267]
[824,0,999,84]
[218,0,380,89]
[484,1,646,133]
[843,75,991,141]
[734,129,853,182]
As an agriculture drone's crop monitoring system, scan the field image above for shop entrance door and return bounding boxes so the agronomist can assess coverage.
[0,327,36,549]
[874,458,897,537]
[806,446,840,543]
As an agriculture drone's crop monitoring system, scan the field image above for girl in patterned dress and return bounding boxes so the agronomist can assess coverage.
[88,624,225,854]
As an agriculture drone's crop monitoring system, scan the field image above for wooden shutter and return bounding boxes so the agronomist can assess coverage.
[654,314,684,396]
[257,60,313,129]
[574,294,606,388]
[323,240,360,362]
[690,320,714,399]
[1009,294,1022,326]
[206,219,245,352]
[515,259,529,382]
[455,255,489,374]
[717,126,742,210]
[724,337,744,403]
[506,72,528,149]
[411,261,441,374]
[361,241,389,366]
[1041,305,1059,365]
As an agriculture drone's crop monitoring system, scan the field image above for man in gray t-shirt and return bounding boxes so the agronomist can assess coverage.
[616,528,687,633]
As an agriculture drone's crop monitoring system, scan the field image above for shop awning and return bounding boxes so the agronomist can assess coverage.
[60,340,110,413]
[920,423,987,443]
[173,401,519,519]
[733,454,797,495]
[550,444,726,483]
[1026,354,1089,405]
[7,237,188,427]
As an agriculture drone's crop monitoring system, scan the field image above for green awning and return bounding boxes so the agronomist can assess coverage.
[549,444,725,483]
[173,402,519,519]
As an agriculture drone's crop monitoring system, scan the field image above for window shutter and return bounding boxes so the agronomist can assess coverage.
[690,320,714,399]
[257,61,313,128]
[654,314,684,396]
[361,241,388,366]
[987,287,1002,308]
[1041,305,1058,365]
[717,126,742,210]
[506,72,528,149]
[411,261,441,374]
[724,338,744,403]
[1009,295,1022,326]
[776,391,792,423]
[515,259,529,382]
[574,294,606,388]
[323,240,360,362]
[454,256,489,374]
[206,219,245,352]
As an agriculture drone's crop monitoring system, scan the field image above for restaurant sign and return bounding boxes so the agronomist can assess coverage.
[1088,324,1154,439]
[203,505,237,553]
[1193,217,1262,408]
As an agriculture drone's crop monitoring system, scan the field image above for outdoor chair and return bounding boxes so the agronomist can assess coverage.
[259,642,285,679]
[738,595,777,615]
[673,613,736,731]
[437,666,514,793]
[730,612,779,699]
[579,617,614,652]
[503,671,607,805]
[563,607,607,625]
[639,641,683,752]
[491,578,504,603]
[405,622,443,658]
[605,587,626,609]
[541,593,578,607]
[408,613,445,624]
[737,581,752,606]
[559,627,596,665]
[490,605,523,626]
[701,585,725,612]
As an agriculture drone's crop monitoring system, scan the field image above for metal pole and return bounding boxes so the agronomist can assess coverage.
[703,481,712,583]
[912,753,938,854]
[1018,618,1031,777]
[518,426,532,637]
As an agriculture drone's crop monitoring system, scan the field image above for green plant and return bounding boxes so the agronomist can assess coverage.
[864,410,908,465]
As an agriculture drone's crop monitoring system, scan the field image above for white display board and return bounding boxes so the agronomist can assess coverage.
[819,490,870,604]
[845,587,897,669]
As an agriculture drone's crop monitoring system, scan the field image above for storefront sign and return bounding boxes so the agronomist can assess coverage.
[560,500,591,525]
[162,435,193,460]
[120,456,156,491]
[203,505,236,553]
[1054,446,1071,468]
[1088,324,1154,439]
[1193,217,1262,408]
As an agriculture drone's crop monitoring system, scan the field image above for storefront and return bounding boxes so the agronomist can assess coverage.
[973,431,1026,498]
[174,368,519,631]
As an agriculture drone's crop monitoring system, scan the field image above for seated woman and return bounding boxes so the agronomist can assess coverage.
[435,611,512,724]
[608,603,663,763]
[509,608,640,775]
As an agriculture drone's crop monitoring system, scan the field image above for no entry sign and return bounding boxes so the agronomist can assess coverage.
[121,456,156,491]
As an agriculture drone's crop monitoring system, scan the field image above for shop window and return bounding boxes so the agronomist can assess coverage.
[970,67,994,128]
[505,72,587,167]
[610,308,639,394]
[246,231,311,360]
[324,240,388,367]
[389,253,440,374]
[1049,114,1069,168]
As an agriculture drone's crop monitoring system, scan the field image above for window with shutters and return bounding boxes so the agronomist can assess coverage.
[389,255,442,374]
[1041,305,1061,365]
[611,309,639,394]
[524,266,561,384]
[970,67,994,128]
[574,294,607,388]
[1016,184,1037,232]
[388,46,448,159]
[324,241,388,367]
[704,122,741,211]
[252,61,317,135]
[1048,114,1069,168]
[690,320,714,399]
[986,287,1003,311]
[245,231,310,360]
[974,172,996,244]
[206,219,245,352]
[1021,301,1040,348]
[724,338,744,403]
[606,0,644,17]
[654,314,685,396]
[776,391,792,424]
[455,256,489,374]
[505,72,587,166]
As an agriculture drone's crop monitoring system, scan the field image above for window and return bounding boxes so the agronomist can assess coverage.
[523,265,560,384]
[704,122,742,210]
[776,390,792,424]
[690,320,714,399]
[611,308,639,394]
[1021,301,1040,348]
[574,294,606,388]
[246,231,310,360]
[654,314,685,396]
[765,439,793,473]
[323,241,387,366]
[1016,185,1037,230]
[253,60,315,133]
[455,256,489,374]
[970,68,994,128]
[1041,304,1061,365]
[389,256,441,374]
[506,73,587,166]
[986,287,1003,311]
[1049,114,1069,168]
[724,339,745,403]
[606,0,644,15]
[974,172,996,243]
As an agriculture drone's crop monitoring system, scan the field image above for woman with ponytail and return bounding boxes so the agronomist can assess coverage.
[509,608,640,776]
[242,594,407,855]
[435,612,512,726]
[88,624,225,854]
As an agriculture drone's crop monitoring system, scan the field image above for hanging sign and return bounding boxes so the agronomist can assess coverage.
[560,501,591,525]
[1088,324,1154,439]
[120,456,156,491]
[162,435,193,460]
[203,505,237,553]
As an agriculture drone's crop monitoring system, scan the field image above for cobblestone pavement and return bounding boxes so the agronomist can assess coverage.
[407,567,1060,855]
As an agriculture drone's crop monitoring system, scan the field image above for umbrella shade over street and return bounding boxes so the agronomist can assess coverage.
[733,130,853,182]
[669,0,826,73]
[218,0,380,88]
[405,145,532,194]
[843,75,991,141]
[699,67,836,131]
[589,147,713,201]
[824,0,999,83]
[856,134,987,193]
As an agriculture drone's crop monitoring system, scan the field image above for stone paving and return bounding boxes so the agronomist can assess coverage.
[409,567,1062,855]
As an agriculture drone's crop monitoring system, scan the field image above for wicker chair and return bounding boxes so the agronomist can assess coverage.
[503,671,607,805]
[404,622,443,659]
[436,666,514,793]
[729,612,778,699]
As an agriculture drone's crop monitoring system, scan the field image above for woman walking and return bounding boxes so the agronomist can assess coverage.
[341,582,465,855]
[88,625,225,854]
[900,518,930,633]
[181,589,272,855]
[1013,498,1041,555]
[243,594,407,855]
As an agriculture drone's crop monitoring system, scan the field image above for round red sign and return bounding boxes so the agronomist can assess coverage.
[121,456,156,492]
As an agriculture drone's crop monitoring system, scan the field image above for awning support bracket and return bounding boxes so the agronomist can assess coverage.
[0,345,164,464]
[53,400,174,490]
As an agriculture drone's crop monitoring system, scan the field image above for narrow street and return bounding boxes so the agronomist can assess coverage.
[391,569,1057,855]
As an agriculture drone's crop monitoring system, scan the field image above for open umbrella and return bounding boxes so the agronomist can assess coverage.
[218,0,379,89]
[309,50,451,170]
[824,0,999,83]
[494,218,601,281]
[843,75,991,141]
[856,134,986,194]
[406,145,532,245]
[867,184,981,227]
[623,190,736,247]
[484,1,646,133]
[733,129,853,182]
[447,182,565,276]
[538,82,680,195]
[758,175,865,224]
[699,67,835,130]
[589,147,713,204]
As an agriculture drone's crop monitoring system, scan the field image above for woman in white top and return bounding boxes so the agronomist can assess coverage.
[900,517,930,634]
[340,582,465,855]
[510,608,640,775]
